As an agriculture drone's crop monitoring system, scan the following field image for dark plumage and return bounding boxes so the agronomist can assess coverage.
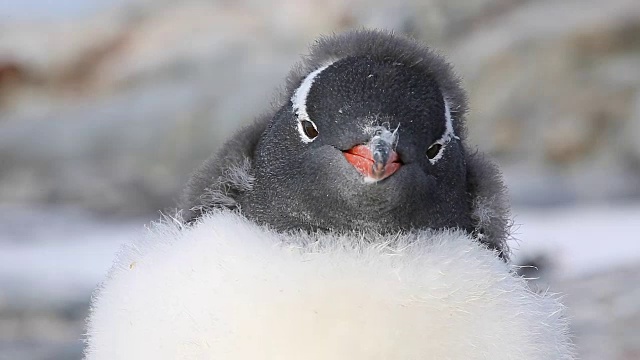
[179,29,511,257]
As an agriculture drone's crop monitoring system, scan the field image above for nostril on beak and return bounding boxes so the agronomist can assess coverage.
[372,141,390,164]
[371,139,391,178]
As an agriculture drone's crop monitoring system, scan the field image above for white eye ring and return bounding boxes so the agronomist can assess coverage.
[426,141,446,164]
[426,141,443,160]
[297,119,319,143]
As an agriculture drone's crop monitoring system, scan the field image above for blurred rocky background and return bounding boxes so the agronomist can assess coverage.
[1,0,639,359]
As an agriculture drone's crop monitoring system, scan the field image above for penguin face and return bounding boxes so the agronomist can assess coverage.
[241,56,472,234]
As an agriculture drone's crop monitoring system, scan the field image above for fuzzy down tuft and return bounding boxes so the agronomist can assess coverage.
[85,211,573,360]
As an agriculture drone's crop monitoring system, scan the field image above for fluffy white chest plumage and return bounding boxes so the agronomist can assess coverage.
[85,211,573,360]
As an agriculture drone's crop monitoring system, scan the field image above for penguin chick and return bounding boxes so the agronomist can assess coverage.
[180,29,511,257]
[84,31,576,360]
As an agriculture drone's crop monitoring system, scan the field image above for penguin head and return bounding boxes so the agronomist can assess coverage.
[245,55,470,234]
[181,30,511,257]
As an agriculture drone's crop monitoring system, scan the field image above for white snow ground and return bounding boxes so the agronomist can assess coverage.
[0,206,147,304]
[0,203,639,303]
[510,203,640,277]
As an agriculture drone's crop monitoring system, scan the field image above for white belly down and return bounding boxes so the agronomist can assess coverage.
[85,211,574,360]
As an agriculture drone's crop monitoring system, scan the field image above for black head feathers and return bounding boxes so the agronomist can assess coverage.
[180,29,511,258]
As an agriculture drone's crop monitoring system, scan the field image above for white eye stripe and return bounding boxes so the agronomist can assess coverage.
[291,61,335,143]
[443,100,457,140]
[428,99,459,164]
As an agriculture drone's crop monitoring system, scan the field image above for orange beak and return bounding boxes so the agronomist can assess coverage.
[343,144,401,182]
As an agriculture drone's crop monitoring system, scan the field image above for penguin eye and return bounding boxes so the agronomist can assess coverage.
[426,143,443,160]
[301,120,319,140]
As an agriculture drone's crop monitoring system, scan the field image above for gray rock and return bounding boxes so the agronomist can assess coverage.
[559,264,640,360]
